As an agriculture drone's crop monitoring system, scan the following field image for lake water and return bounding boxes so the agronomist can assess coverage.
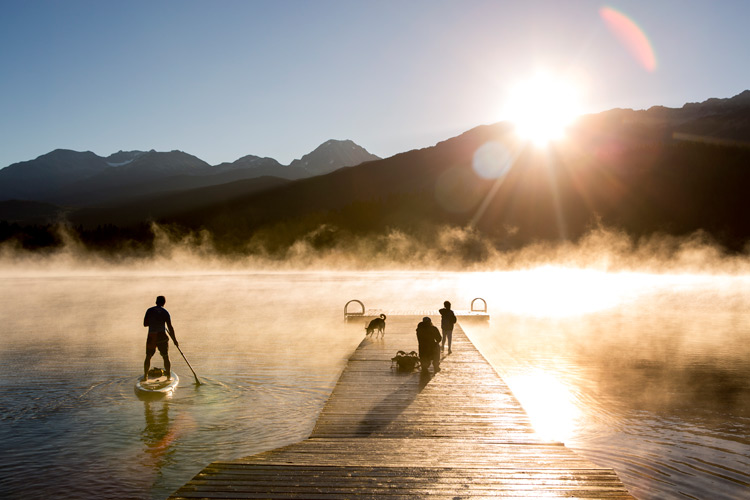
[1,268,748,499]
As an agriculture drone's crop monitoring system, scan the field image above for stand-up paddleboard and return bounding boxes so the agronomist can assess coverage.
[135,371,179,397]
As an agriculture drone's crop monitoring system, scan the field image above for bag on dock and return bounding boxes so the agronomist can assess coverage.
[391,350,420,372]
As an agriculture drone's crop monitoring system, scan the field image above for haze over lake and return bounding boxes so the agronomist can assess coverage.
[1,260,748,500]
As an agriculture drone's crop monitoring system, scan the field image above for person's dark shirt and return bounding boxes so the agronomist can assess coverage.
[439,307,457,330]
[416,321,441,358]
[144,306,171,334]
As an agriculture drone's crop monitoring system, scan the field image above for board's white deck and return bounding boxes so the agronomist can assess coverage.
[135,371,179,394]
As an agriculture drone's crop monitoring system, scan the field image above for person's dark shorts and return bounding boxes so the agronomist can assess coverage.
[146,332,169,356]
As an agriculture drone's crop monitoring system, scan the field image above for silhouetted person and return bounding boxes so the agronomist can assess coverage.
[143,296,178,380]
[416,317,442,373]
[439,300,457,353]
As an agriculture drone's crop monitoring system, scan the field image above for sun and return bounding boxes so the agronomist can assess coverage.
[502,72,582,147]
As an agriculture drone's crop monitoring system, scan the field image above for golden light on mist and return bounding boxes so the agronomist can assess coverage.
[502,72,582,147]
[461,266,638,318]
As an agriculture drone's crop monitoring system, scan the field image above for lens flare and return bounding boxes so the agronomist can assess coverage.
[472,141,513,180]
[600,6,657,72]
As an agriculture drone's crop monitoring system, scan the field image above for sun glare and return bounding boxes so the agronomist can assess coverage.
[503,72,582,147]
[459,267,641,318]
[505,370,580,442]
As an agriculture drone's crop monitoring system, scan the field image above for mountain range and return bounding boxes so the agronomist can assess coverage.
[0,139,379,208]
[2,90,750,256]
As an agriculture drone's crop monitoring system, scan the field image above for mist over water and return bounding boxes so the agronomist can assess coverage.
[5,224,750,275]
[1,237,749,499]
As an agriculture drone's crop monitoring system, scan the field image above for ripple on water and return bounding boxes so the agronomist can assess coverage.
[568,409,750,500]
[1,368,336,500]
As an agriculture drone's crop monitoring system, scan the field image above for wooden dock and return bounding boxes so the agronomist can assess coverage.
[169,313,634,499]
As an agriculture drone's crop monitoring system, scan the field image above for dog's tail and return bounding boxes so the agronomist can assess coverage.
[380,314,386,320]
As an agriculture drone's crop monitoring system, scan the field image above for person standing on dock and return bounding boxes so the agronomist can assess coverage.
[143,295,178,380]
[416,317,442,373]
[439,301,457,353]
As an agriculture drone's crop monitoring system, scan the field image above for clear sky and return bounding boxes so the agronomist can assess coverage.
[1,0,748,169]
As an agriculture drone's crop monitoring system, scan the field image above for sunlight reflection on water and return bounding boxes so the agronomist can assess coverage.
[503,370,581,442]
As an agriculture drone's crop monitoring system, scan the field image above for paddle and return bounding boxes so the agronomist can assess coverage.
[175,344,202,385]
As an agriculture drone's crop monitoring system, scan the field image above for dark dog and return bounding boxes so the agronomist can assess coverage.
[365,314,387,338]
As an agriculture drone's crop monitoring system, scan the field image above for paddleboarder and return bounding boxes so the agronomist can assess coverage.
[143,295,178,380]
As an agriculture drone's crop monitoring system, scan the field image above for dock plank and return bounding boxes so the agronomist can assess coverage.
[170,315,634,499]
